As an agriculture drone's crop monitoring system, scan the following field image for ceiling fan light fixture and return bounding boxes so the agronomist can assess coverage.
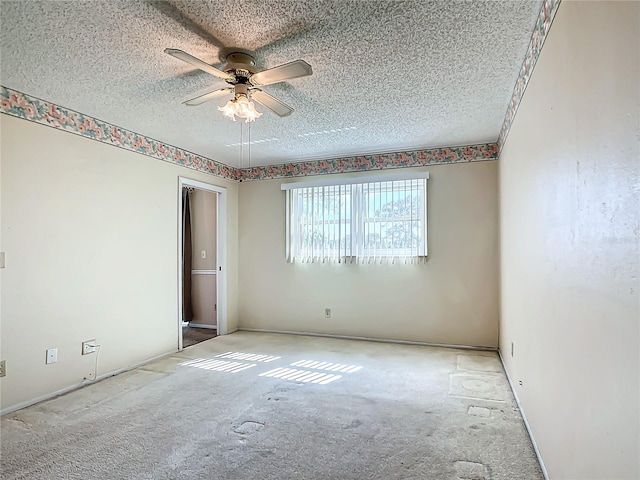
[218,93,262,123]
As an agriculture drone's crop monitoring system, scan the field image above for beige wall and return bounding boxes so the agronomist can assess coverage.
[499,2,639,479]
[0,114,238,412]
[239,161,499,347]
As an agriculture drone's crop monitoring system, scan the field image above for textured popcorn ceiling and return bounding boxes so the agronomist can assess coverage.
[0,0,541,168]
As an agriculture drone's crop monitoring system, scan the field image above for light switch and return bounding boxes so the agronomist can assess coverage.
[201,250,207,259]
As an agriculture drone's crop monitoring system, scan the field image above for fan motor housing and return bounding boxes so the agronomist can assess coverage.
[224,52,258,82]
[234,83,249,97]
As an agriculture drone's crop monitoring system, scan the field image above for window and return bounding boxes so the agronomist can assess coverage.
[282,174,428,263]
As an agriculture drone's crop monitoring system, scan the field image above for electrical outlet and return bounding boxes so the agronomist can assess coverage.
[201,250,207,259]
[0,360,6,377]
[46,348,58,364]
[324,308,331,318]
[82,340,97,355]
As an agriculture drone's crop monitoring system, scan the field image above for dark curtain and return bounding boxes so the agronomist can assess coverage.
[182,187,193,322]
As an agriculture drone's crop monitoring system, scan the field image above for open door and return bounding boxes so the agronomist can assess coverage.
[178,177,227,351]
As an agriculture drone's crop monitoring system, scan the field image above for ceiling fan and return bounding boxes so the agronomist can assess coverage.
[165,48,312,121]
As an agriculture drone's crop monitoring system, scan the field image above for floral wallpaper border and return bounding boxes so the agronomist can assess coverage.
[0,86,239,181]
[497,0,561,149]
[0,86,498,182]
[237,144,498,182]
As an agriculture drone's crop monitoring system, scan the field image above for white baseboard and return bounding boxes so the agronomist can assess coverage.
[498,350,549,480]
[1,349,178,416]
[186,323,217,330]
[237,328,498,351]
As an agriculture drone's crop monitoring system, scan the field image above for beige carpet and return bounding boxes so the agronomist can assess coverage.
[0,332,543,479]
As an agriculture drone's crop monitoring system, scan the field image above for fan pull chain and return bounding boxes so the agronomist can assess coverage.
[240,122,244,168]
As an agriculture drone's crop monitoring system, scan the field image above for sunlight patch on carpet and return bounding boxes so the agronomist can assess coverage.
[215,352,281,362]
[290,360,362,373]
[259,367,342,385]
[179,358,257,373]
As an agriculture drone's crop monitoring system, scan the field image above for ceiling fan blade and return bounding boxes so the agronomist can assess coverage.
[250,60,312,86]
[164,48,233,81]
[251,89,294,117]
[183,87,234,106]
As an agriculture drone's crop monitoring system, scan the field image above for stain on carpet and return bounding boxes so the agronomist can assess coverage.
[343,419,362,429]
[449,373,506,402]
[455,460,490,479]
[457,354,503,373]
[234,421,265,436]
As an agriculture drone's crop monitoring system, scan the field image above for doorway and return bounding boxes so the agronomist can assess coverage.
[178,177,227,350]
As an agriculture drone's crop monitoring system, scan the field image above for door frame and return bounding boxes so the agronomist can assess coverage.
[177,177,228,351]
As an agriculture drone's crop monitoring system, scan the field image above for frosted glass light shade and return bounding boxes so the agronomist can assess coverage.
[218,94,262,123]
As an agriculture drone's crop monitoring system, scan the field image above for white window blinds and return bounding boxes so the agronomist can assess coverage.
[284,176,428,263]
